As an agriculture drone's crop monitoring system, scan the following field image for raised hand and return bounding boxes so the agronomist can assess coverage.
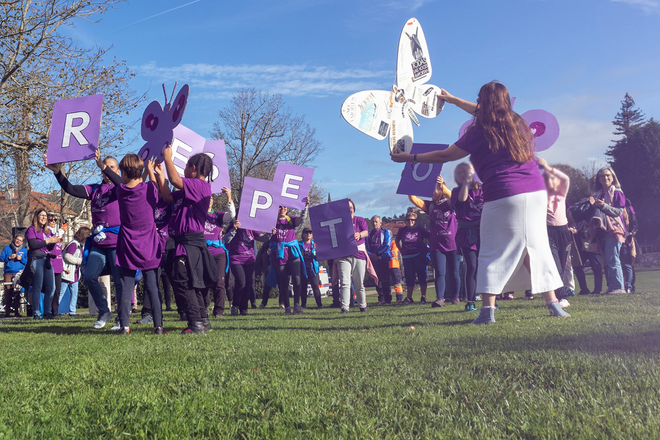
[437,89,455,105]
[44,153,61,173]
[436,174,444,187]
[222,186,232,202]
[162,144,173,162]
[146,157,156,173]
[390,147,410,163]
[94,149,106,170]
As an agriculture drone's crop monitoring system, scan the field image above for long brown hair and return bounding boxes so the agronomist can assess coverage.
[31,208,48,233]
[470,82,535,164]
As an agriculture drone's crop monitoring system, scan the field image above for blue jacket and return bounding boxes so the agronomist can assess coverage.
[1,244,27,275]
[298,240,319,275]
[366,228,392,260]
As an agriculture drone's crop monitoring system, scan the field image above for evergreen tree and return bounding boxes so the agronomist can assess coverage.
[612,93,646,138]
[608,119,660,244]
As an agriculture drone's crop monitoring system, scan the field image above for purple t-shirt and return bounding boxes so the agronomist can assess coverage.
[352,216,368,260]
[451,186,484,250]
[25,226,53,254]
[228,228,258,266]
[454,127,545,202]
[270,216,300,266]
[51,240,64,274]
[168,178,212,257]
[153,198,172,253]
[423,199,457,253]
[204,212,228,257]
[115,181,161,270]
[84,183,120,248]
[395,226,429,256]
[302,241,315,267]
[64,242,80,282]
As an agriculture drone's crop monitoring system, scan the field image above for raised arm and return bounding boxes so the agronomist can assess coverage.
[154,162,175,204]
[391,144,469,165]
[408,195,429,213]
[162,145,184,190]
[102,166,124,186]
[439,89,477,115]
[220,187,236,223]
[46,155,92,200]
[538,158,570,197]
[293,197,310,227]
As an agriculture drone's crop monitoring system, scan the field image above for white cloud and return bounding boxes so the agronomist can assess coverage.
[611,0,660,14]
[135,62,392,98]
[382,0,436,12]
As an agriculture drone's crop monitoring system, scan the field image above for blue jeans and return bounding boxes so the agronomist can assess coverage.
[602,236,624,291]
[620,243,635,291]
[61,281,79,314]
[31,258,55,317]
[431,250,459,300]
[83,245,120,315]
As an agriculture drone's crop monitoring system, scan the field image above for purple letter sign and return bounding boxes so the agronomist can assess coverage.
[309,199,358,261]
[164,124,206,179]
[237,177,280,233]
[203,139,231,193]
[273,163,315,210]
[396,143,447,197]
[46,94,104,164]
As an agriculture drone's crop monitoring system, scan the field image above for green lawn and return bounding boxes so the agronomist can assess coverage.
[1,271,660,439]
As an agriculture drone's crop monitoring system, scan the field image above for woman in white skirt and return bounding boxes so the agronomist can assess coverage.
[391,81,569,324]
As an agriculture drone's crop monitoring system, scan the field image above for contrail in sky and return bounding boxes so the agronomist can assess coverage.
[114,0,203,30]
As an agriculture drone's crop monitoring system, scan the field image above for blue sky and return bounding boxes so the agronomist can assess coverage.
[63,0,660,218]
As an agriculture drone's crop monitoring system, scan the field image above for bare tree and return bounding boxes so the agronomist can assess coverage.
[210,89,324,205]
[0,1,143,236]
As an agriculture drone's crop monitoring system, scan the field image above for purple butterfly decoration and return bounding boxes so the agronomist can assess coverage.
[137,83,190,162]
[458,98,559,152]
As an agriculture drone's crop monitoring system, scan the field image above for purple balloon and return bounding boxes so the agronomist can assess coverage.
[521,109,559,152]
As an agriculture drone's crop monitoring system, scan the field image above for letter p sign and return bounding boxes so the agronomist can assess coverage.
[237,177,280,233]
[46,94,104,165]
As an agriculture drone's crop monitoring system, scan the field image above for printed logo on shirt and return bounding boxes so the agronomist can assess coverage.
[154,207,167,221]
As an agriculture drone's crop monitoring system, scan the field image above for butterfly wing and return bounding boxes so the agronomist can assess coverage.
[141,100,165,142]
[521,109,560,152]
[341,90,393,140]
[397,18,432,91]
[406,84,444,119]
[169,84,190,127]
[389,115,414,154]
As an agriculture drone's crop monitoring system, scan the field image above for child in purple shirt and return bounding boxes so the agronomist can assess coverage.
[113,154,164,335]
[156,146,219,334]
[202,188,235,318]
[451,163,484,311]
[269,200,309,315]
[395,212,430,304]
[409,174,460,308]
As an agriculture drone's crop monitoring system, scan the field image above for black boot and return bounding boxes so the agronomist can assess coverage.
[202,317,212,331]
[182,321,206,335]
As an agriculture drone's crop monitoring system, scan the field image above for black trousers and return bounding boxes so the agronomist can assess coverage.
[119,267,162,328]
[51,272,62,315]
[575,251,603,294]
[301,266,322,307]
[201,253,227,316]
[275,257,302,308]
[373,259,392,303]
[548,225,572,299]
[142,267,173,316]
[171,256,208,325]
[231,263,255,311]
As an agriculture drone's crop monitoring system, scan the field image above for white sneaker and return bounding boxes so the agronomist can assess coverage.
[92,311,113,329]
[475,295,481,301]
[559,299,570,308]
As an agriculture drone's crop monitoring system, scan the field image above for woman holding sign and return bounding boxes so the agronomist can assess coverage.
[336,199,370,314]
[46,150,123,329]
[395,212,430,304]
[391,81,569,324]
[408,174,460,308]
[270,201,309,315]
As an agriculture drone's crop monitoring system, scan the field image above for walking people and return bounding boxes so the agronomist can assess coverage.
[391,82,570,323]
[60,227,92,316]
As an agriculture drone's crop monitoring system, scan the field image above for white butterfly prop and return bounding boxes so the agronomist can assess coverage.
[340,18,444,154]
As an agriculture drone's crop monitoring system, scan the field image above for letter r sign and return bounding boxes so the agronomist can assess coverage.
[46,94,104,165]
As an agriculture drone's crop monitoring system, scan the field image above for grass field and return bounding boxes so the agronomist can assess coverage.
[1,271,660,439]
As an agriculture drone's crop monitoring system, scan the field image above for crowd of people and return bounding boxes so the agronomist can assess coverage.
[0,81,640,329]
